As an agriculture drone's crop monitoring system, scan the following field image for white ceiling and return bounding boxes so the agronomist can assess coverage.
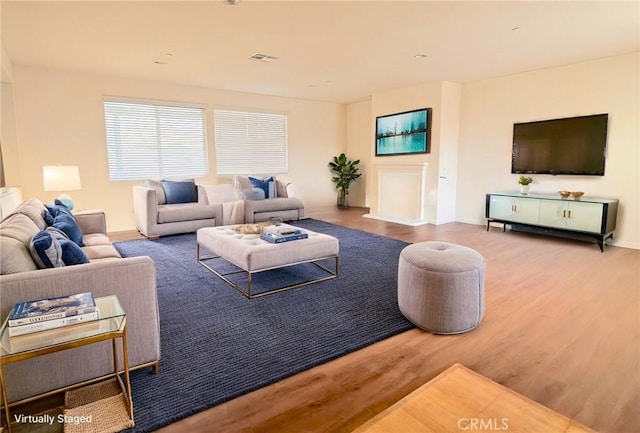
[2,1,639,104]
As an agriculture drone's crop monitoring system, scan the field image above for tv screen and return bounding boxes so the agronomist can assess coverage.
[511,114,608,176]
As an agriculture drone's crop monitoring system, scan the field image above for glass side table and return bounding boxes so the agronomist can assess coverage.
[0,295,133,433]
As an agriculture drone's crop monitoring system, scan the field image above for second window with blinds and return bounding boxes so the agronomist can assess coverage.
[214,109,288,175]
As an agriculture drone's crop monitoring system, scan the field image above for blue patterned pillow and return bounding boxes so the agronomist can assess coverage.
[58,238,89,265]
[248,176,277,199]
[241,188,266,201]
[52,213,84,247]
[161,180,198,204]
[29,231,64,269]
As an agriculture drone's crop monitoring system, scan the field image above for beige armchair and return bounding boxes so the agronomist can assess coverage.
[133,180,223,238]
[234,175,305,223]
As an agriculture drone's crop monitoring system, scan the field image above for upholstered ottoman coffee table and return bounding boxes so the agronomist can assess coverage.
[197,224,339,298]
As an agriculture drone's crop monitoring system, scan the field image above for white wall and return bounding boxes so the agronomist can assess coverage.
[457,53,639,249]
[10,65,346,231]
[435,81,461,224]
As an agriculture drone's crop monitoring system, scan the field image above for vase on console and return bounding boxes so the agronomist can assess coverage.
[518,176,533,195]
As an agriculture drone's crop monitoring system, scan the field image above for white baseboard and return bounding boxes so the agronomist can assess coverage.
[363,213,430,227]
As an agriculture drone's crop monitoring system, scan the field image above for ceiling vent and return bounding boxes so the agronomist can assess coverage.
[249,53,279,63]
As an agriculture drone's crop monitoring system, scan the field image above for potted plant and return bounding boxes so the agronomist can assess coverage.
[328,153,362,208]
[518,176,533,195]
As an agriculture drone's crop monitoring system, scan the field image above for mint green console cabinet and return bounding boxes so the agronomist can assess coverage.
[486,192,618,252]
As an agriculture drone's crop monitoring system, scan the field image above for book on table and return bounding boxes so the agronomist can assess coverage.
[260,229,309,244]
[8,292,98,327]
[7,311,101,337]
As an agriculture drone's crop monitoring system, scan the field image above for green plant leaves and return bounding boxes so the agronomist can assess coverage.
[329,153,362,191]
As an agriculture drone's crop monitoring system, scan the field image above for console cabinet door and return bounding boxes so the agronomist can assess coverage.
[566,201,604,233]
[538,200,568,229]
[539,200,603,233]
[489,195,539,224]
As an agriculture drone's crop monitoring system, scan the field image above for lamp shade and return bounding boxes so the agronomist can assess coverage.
[43,166,82,192]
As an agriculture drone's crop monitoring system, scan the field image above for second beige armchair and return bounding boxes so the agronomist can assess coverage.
[234,175,305,223]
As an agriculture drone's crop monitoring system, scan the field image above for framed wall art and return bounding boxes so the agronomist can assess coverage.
[375,108,432,156]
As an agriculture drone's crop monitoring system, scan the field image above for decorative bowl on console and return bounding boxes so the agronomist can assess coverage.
[571,191,585,199]
[558,190,571,198]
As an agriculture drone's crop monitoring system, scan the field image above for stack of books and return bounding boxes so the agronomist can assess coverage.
[7,292,100,337]
[260,229,309,244]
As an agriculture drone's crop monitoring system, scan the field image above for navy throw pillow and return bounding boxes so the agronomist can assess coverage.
[43,207,56,225]
[52,213,84,246]
[58,238,89,266]
[161,180,198,204]
[44,200,74,225]
[29,231,64,269]
[248,176,277,199]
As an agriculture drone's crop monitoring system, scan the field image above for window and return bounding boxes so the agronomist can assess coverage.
[214,109,287,175]
[104,100,207,180]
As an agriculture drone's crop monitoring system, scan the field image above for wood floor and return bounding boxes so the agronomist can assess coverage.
[146,207,639,433]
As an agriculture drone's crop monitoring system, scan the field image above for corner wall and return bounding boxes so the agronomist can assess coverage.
[366,81,461,224]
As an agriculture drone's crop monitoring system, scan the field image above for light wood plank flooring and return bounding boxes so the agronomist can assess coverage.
[141,207,638,433]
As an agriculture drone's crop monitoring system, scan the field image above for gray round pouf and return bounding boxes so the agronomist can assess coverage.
[398,241,485,334]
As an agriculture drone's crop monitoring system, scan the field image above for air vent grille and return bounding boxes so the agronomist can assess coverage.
[249,53,279,63]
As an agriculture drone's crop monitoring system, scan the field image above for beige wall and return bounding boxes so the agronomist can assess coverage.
[457,53,639,249]
[10,65,346,231]
[345,98,371,207]
[1,44,21,189]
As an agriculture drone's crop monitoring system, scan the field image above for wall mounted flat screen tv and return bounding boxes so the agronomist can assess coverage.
[511,113,608,176]
[375,108,431,156]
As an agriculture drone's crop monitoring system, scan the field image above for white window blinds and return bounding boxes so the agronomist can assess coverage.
[104,100,208,180]
[214,109,287,175]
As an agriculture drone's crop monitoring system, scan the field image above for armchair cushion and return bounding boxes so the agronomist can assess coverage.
[161,179,198,204]
[157,203,218,224]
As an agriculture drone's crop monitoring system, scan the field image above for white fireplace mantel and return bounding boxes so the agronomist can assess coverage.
[364,162,429,226]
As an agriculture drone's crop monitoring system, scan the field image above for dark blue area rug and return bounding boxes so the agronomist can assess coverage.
[114,219,414,432]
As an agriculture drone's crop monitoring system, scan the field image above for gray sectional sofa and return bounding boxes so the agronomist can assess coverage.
[0,198,160,403]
